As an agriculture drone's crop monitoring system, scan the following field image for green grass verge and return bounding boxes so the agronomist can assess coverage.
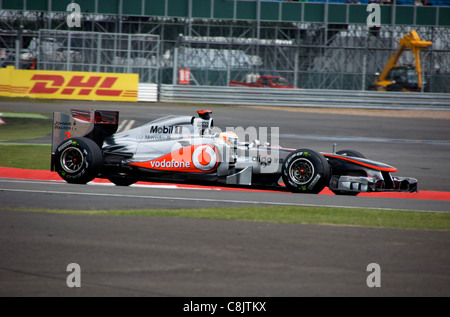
[0,115,52,141]
[0,112,52,169]
[4,206,450,231]
[0,144,51,169]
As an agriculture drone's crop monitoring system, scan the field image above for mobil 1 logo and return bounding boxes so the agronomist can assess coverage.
[149,125,183,134]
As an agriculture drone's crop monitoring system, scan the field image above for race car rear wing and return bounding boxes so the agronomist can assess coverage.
[51,109,119,170]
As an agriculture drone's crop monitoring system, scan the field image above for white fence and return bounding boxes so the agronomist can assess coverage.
[138,83,158,102]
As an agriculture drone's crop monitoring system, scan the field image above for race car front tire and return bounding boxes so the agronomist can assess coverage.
[282,149,331,194]
[54,137,103,184]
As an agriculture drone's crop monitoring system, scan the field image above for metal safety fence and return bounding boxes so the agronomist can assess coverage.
[35,30,160,84]
[158,85,450,110]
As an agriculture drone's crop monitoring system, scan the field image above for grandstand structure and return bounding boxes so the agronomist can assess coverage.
[0,0,449,92]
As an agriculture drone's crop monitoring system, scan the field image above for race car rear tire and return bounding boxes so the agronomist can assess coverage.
[282,149,331,194]
[54,137,103,184]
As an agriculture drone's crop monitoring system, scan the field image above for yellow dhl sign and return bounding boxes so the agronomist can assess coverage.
[0,66,138,102]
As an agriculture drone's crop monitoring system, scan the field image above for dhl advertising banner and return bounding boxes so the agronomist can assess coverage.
[0,66,138,102]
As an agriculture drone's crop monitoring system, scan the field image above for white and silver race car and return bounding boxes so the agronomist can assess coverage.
[51,109,417,195]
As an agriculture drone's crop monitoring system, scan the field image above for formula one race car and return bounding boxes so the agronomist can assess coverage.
[51,109,417,195]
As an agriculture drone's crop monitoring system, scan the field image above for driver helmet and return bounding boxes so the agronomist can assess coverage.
[219,131,238,148]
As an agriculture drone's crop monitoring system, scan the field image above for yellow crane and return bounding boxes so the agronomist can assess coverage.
[369,30,432,92]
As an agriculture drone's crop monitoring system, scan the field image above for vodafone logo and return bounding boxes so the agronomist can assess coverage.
[150,159,190,169]
[129,144,218,173]
[192,145,217,171]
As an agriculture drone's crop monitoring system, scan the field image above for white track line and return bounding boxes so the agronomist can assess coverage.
[0,178,218,190]
[0,187,443,212]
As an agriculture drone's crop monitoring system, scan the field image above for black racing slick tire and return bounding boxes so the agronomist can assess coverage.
[336,149,366,158]
[54,137,103,184]
[282,149,331,194]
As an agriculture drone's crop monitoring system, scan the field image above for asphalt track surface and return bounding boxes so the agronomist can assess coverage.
[1,100,449,297]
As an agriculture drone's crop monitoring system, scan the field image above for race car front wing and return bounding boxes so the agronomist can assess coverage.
[329,172,418,193]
